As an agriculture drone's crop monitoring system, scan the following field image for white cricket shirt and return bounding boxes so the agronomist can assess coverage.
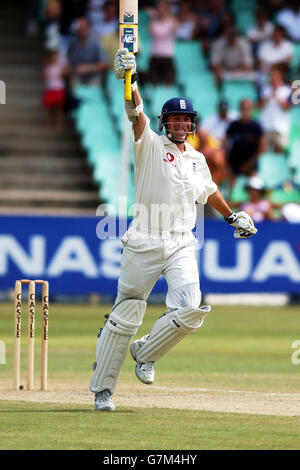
[129,118,217,236]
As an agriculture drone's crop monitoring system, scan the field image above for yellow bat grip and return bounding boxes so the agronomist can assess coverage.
[124,69,132,101]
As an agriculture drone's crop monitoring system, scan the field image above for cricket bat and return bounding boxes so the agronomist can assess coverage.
[119,0,138,101]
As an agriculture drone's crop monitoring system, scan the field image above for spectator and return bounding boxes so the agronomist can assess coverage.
[201,99,238,141]
[67,17,109,84]
[42,50,66,129]
[240,176,278,222]
[87,0,106,38]
[43,0,62,52]
[217,10,236,36]
[257,25,293,74]
[197,0,228,40]
[148,0,178,86]
[258,64,292,152]
[98,1,119,68]
[190,125,227,186]
[225,99,264,190]
[247,9,274,58]
[193,100,238,184]
[59,0,89,63]
[277,0,300,42]
[176,0,199,40]
[211,26,254,88]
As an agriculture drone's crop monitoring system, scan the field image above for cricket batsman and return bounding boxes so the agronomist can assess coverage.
[89,49,257,411]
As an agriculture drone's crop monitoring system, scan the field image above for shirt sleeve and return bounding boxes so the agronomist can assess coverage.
[196,154,218,205]
[133,117,156,162]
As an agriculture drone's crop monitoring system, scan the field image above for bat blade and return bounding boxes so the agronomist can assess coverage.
[119,0,138,101]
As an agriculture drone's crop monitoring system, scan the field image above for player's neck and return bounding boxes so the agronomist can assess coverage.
[176,142,186,153]
[166,134,186,152]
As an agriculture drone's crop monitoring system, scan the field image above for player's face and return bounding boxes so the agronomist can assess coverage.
[167,114,192,140]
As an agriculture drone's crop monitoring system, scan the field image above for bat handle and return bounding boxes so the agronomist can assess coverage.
[124,69,132,101]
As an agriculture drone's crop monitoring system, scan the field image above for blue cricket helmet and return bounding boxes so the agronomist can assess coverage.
[158,97,198,132]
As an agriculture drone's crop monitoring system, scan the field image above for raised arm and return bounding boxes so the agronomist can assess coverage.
[114,49,147,141]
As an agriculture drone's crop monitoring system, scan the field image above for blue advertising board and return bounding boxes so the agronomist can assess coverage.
[0,215,299,296]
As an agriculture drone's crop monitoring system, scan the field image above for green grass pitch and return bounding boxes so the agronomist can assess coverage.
[0,302,300,450]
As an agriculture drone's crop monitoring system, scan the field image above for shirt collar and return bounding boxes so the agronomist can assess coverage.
[161,134,174,146]
[160,134,189,153]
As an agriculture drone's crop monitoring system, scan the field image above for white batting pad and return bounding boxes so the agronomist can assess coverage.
[135,306,211,363]
[89,299,146,393]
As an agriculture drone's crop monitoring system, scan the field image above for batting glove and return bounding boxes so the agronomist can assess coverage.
[114,48,136,80]
[224,211,258,238]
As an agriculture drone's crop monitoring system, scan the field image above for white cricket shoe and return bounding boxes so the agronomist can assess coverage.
[94,390,115,411]
[130,335,155,385]
[135,362,155,385]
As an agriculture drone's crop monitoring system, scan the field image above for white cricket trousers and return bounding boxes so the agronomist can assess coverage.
[114,231,201,309]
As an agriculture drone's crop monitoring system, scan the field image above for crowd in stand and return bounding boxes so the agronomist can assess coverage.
[27,0,300,222]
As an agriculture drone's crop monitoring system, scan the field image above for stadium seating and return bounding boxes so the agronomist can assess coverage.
[222,80,257,111]
[230,175,249,203]
[71,5,300,218]
[72,85,119,209]
[258,152,291,189]
[231,0,256,33]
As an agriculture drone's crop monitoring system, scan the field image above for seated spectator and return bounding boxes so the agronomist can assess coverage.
[59,0,89,63]
[98,1,119,68]
[67,17,109,84]
[148,0,178,86]
[258,64,292,152]
[247,9,274,58]
[217,10,236,36]
[225,99,264,190]
[189,124,227,186]
[238,176,278,222]
[277,0,300,42]
[176,0,199,40]
[42,49,66,129]
[257,25,293,74]
[87,0,106,38]
[201,99,238,141]
[211,26,254,88]
[197,0,229,40]
[197,1,232,57]
[188,100,237,185]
